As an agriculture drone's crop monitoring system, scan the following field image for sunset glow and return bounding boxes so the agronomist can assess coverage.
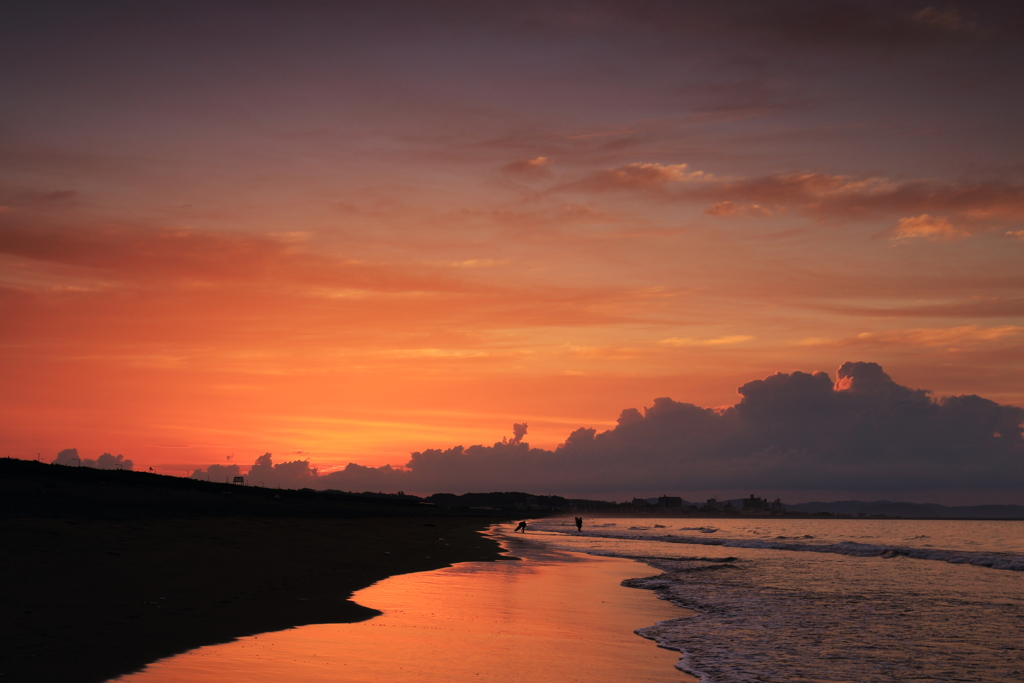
[2,3,1022,502]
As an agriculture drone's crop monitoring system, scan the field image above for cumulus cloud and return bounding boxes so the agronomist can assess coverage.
[191,463,241,483]
[190,362,1020,500]
[511,422,528,444]
[50,448,133,469]
[248,452,319,488]
[87,453,134,470]
[189,453,320,488]
[52,448,80,466]
[182,363,1023,501]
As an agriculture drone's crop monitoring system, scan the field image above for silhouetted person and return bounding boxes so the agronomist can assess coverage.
[515,521,527,533]
[575,516,583,532]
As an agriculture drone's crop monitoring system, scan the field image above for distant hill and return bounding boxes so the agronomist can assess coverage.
[424,491,615,510]
[426,491,567,509]
[0,457,512,520]
[783,500,1024,519]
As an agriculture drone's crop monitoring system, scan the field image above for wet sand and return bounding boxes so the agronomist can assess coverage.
[0,459,512,683]
[111,524,697,683]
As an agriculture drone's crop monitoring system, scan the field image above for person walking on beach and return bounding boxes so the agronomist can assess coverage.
[515,521,527,533]
[575,516,583,532]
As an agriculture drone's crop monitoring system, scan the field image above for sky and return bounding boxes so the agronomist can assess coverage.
[2,1,1023,504]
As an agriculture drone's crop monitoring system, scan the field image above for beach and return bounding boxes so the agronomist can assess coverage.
[0,459,513,683]
[15,457,1019,683]
[112,526,698,682]
[3,461,699,683]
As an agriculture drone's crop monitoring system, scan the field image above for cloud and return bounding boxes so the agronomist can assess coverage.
[888,214,966,242]
[197,363,1022,499]
[563,344,643,360]
[577,162,713,192]
[810,299,1024,319]
[247,452,319,488]
[563,164,1024,228]
[704,201,771,217]
[660,335,753,347]
[0,224,466,294]
[511,422,528,444]
[448,259,508,269]
[52,448,80,466]
[190,453,320,488]
[798,325,1024,349]
[191,463,241,483]
[87,453,134,470]
[501,156,552,178]
[50,448,133,469]
[911,6,975,34]
[748,2,985,49]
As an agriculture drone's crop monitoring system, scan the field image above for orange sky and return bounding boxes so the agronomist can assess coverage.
[1,3,1022,487]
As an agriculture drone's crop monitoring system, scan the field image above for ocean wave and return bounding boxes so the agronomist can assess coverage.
[546,528,1024,571]
[620,551,1024,683]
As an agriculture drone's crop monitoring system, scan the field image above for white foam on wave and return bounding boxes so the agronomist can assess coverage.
[620,553,1024,683]
[549,527,1024,572]
[529,519,1024,682]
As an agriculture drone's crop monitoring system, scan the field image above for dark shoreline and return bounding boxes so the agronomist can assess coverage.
[548,511,1024,521]
[0,460,516,683]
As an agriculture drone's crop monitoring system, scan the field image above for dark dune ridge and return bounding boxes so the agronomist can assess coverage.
[0,459,516,683]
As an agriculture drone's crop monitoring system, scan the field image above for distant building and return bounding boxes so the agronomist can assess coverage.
[658,495,683,509]
[704,497,724,511]
[742,494,785,512]
[742,494,770,511]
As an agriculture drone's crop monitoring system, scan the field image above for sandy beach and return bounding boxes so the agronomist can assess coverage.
[0,459,513,683]
[112,524,697,683]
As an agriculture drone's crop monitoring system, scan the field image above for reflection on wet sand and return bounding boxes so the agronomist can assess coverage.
[112,528,694,682]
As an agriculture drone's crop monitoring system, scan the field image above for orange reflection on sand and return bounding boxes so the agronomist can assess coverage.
[113,533,694,682]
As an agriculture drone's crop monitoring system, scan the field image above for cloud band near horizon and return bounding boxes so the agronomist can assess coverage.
[189,362,1024,502]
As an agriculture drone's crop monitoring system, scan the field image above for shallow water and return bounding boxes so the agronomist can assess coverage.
[110,532,692,683]
[529,517,1024,683]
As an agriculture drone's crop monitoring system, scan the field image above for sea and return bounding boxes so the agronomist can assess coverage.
[524,516,1024,683]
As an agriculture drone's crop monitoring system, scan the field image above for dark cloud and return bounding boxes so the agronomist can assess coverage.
[52,448,80,466]
[511,422,528,444]
[50,449,133,469]
[191,454,321,489]
[87,453,133,470]
[190,463,241,483]
[200,363,1022,500]
[746,2,988,48]
[248,452,319,488]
